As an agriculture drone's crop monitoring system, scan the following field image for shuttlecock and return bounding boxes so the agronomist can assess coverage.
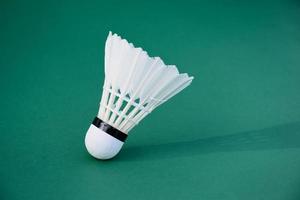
[85,32,193,160]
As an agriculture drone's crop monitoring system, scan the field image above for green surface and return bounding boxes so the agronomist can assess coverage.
[1,0,300,199]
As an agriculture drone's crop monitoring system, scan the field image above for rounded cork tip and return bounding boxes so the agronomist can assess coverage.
[85,124,124,160]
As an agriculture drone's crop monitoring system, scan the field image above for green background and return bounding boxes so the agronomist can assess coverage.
[1,0,300,199]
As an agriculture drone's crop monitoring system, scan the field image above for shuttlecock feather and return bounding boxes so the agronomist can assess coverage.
[85,32,193,160]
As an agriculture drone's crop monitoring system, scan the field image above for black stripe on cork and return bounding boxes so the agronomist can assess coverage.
[92,117,128,142]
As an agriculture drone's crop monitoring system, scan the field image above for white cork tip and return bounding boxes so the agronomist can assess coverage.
[85,124,124,160]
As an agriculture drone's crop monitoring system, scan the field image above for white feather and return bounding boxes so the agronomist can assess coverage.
[97,32,193,133]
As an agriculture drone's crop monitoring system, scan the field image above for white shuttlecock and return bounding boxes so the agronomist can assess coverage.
[85,32,193,160]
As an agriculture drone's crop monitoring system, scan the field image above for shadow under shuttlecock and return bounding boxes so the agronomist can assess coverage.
[115,121,300,162]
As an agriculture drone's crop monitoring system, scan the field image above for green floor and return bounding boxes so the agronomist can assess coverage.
[1,0,300,199]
